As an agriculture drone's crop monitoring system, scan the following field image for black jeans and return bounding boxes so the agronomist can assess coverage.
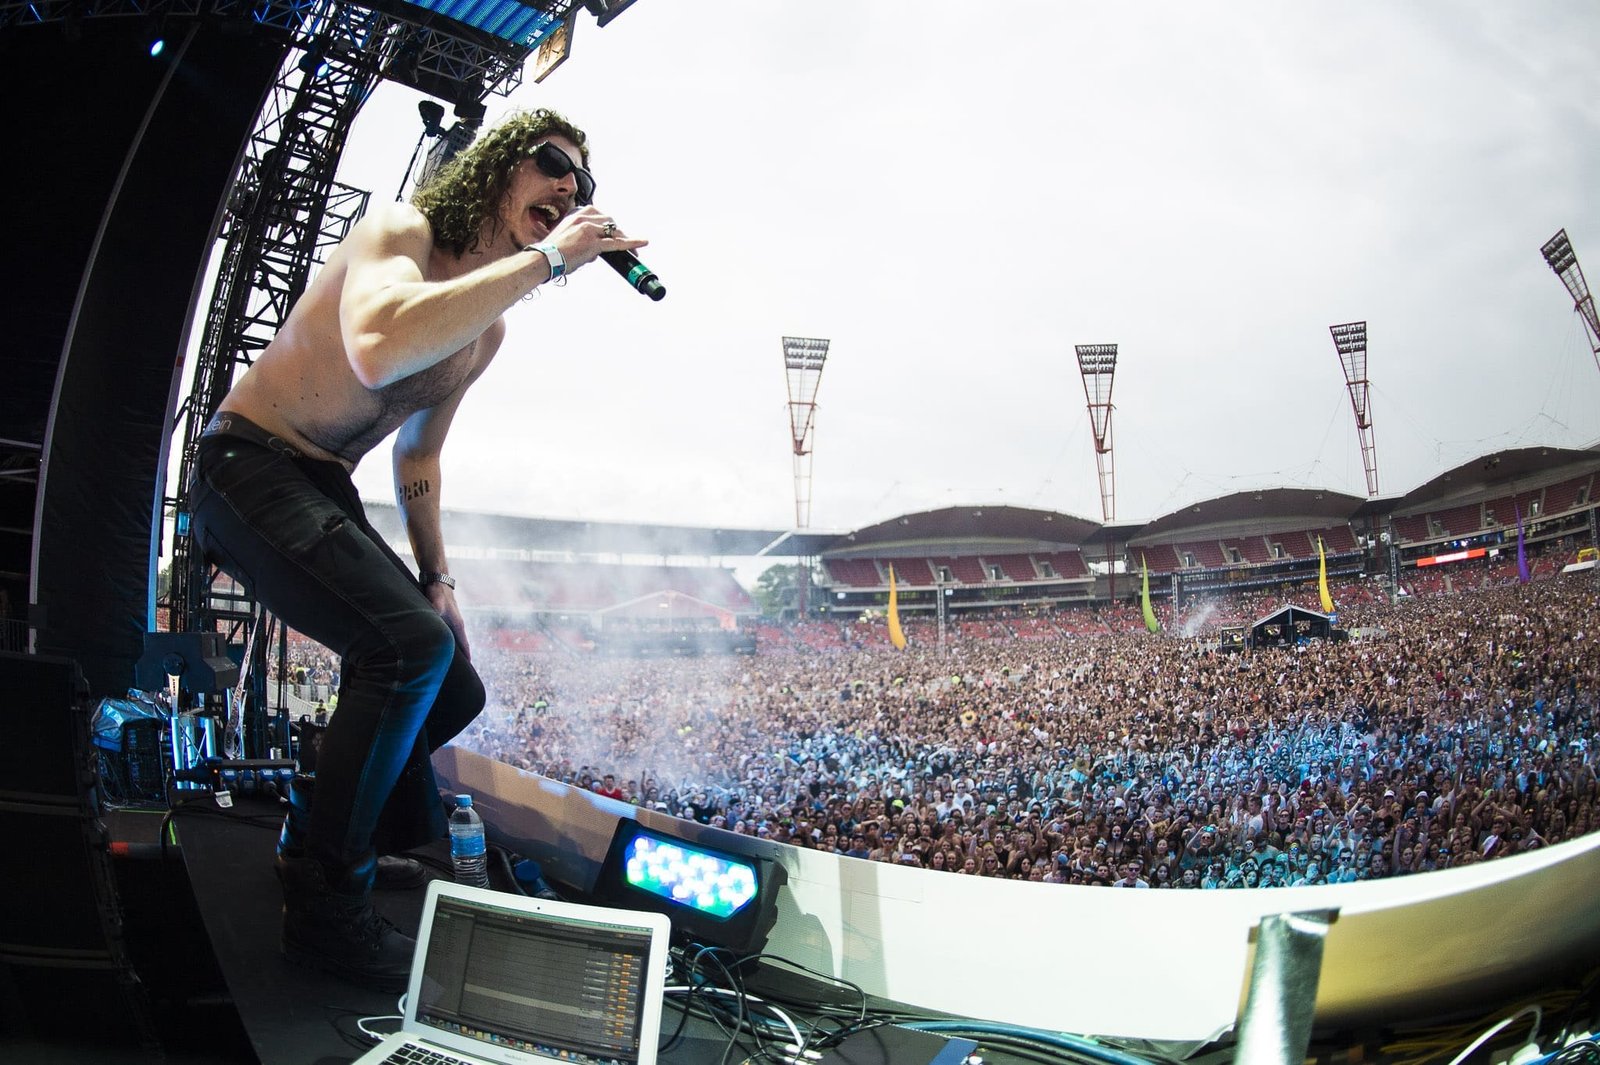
[189,427,484,870]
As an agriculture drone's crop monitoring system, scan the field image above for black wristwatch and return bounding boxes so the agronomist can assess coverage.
[419,571,457,590]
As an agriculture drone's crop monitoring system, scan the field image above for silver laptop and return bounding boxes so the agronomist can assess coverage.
[355,880,672,1065]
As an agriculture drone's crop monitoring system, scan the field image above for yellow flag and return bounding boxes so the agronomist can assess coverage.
[1141,555,1160,633]
[887,564,908,649]
[1317,536,1335,614]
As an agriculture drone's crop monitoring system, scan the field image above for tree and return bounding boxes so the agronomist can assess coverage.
[752,563,824,619]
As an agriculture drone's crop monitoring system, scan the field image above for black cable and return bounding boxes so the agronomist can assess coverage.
[493,844,527,895]
[323,1005,382,1052]
[1555,968,1600,1044]
[658,950,698,1055]
[726,950,870,1032]
[690,946,752,1065]
[1551,1039,1600,1064]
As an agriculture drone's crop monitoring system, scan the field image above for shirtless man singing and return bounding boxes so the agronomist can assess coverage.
[189,108,644,991]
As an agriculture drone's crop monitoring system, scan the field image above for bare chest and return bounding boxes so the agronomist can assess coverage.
[375,340,481,414]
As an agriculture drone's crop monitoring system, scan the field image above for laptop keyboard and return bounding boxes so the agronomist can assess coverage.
[380,1044,471,1065]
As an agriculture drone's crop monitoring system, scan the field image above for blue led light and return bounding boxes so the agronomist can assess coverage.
[393,0,561,48]
[622,836,757,919]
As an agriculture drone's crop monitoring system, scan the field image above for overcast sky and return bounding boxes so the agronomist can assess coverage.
[329,1,1600,539]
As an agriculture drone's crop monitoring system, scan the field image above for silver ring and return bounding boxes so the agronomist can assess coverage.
[601,221,616,238]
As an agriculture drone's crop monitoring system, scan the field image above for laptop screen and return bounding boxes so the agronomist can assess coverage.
[413,891,659,1065]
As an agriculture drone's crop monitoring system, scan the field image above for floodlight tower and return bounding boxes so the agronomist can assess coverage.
[1329,322,1380,498]
[1541,229,1600,373]
[1075,344,1118,597]
[782,336,830,617]
[1075,344,1118,521]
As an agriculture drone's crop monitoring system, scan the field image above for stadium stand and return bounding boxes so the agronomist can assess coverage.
[1037,551,1091,579]
[1543,474,1592,516]
[929,556,988,584]
[1390,514,1429,544]
[824,558,883,588]
[1223,536,1272,565]
[448,559,753,615]
[882,558,935,585]
[986,553,1039,581]
[1313,525,1359,553]
[1272,531,1316,559]
[1176,539,1228,569]
[1134,543,1183,573]
[1435,502,1483,537]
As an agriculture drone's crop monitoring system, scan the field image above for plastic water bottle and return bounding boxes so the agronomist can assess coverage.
[449,794,489,887]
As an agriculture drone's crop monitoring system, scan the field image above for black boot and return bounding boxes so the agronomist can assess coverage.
[276,851,415,993]
[280,772,427,890]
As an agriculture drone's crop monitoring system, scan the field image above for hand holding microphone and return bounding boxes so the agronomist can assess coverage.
[546,208,666,301]
[600,247,665,301]
[593,217,665,301]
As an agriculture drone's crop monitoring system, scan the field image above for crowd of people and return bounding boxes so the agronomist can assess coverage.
[270,564,1599,889]
[442,567,1600,890]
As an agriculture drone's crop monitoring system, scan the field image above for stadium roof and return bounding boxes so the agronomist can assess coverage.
[1381,445,1600,515]
[1130,488,1368,543]
[364,502,803,559]
[362,445,1600,562]
[818,505,1102,554]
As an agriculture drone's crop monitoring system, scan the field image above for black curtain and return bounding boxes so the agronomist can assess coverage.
[3,20,286,696]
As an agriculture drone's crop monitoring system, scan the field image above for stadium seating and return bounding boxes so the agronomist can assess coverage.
[1314,525,1359,554]
[1390,514,1429,544]
[928,556,988,584]
[882,558,934,585]
[1222,536,1272,564]
[824,558,883,588]
[1135,544,1182,574]
[1037,551,1091,579]
[448,559,753,614]
[1176,540,1228,569]
[1435,503,1483,537]
[1542,475,1593,516]
[986,553,1040,581]
[1273,531,1316,559]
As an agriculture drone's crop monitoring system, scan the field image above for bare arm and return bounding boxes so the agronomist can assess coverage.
[340,202,642,389]
[391,318,505,658]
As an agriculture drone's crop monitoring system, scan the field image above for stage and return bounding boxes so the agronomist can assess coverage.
[47,794,1015,1065]
[168,793,740,1065]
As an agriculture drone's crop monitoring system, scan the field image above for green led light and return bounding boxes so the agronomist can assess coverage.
[623,836,757,919]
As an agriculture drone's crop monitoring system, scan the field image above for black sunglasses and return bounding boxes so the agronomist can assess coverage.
[528,141,595,205]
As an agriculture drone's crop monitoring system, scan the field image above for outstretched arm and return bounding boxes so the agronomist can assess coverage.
[339,201,643,389]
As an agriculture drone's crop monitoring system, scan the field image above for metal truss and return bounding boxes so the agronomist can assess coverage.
[140,0,539,754]
[2,0,538,104]
[1075,343,1118,522]
[1542,229,1600,374]
[1329,321,1379,498]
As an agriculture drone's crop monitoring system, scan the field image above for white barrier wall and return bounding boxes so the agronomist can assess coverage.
[436,746,1600,1042]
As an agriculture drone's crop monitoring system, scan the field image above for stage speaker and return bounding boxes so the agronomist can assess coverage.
[0,653,156,1048]
[0,651,98,800]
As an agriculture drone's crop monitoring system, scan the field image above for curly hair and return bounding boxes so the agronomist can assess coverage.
[411,108,589,257]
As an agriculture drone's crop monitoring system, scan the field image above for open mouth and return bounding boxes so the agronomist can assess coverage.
[528,202,564,239]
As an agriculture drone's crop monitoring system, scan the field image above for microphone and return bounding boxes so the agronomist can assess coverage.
[601,249,666,301]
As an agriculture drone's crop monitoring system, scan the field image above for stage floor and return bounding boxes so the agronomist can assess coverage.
[170,793,736,1065]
